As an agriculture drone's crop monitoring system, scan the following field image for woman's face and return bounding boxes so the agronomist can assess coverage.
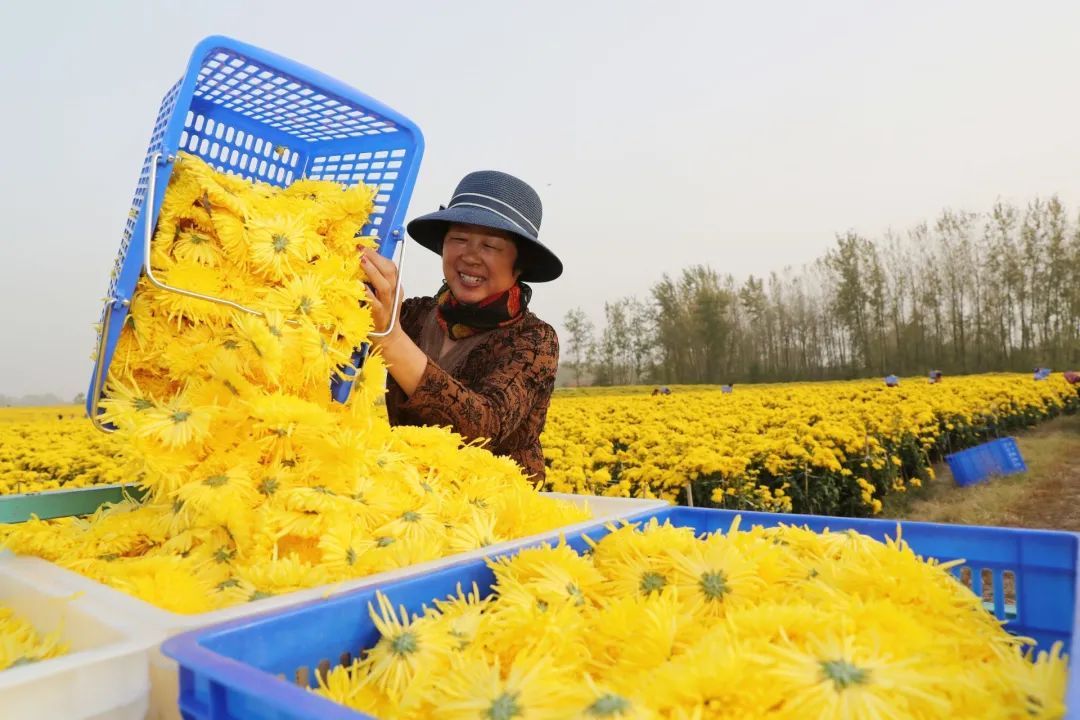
[441,223,521,303]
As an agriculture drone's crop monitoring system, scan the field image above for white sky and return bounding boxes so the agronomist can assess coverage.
[2,0,1080,398]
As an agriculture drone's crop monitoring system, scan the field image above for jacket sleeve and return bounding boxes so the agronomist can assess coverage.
[395,321,559,445]
[396,297,429,337]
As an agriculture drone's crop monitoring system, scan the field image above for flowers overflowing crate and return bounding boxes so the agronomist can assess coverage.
[163,507,1080,719]
[4,493,665,720]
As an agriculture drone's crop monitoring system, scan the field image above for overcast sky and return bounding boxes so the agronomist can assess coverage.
[2,1,1080,399]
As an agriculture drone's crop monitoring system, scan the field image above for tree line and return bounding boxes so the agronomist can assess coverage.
[562,196,1080,386]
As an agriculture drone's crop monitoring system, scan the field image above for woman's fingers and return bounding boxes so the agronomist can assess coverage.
[360,248,404,334]
[363,282,380,308]
[361,248,397,282]
[364,248,399,278]
[364,280,391,333]
[361,249,393,300]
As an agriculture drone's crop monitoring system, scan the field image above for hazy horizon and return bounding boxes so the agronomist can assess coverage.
[3,1,1080,398]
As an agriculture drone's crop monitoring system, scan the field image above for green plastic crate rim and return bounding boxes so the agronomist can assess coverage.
[0,484,148,523]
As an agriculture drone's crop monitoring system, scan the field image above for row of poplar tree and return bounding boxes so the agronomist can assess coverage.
[562,196,1080,386]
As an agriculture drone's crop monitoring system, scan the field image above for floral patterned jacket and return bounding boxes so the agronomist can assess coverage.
[385,296,559,481]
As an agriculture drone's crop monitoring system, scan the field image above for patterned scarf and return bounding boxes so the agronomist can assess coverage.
[435,282,532,340]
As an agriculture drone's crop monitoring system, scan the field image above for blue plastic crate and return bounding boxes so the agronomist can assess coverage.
[87,35,425,421]
[989,436,1028,474]
[947,437,1027,487]
[945,446,993,487]
[163,507,1080,720]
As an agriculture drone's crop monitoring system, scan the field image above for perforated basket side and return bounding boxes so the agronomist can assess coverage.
[171,40,423,253]
[86,78,183,420]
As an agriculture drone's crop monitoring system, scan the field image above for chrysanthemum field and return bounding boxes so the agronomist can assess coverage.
[541,374,1078,515]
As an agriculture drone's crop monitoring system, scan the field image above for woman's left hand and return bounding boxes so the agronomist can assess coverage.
[360,247,404,338]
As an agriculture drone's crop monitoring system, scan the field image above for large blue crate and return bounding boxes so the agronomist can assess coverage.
[163,507,1080,720]
[947,437,1028,487]
[86,35,425,420]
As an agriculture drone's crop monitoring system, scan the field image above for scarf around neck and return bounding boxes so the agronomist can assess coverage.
[435,281,532,340]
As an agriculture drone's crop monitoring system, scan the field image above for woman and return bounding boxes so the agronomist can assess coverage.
[360,170,563,481]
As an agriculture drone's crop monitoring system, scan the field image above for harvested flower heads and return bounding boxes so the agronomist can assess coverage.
[0,606,67,670]
[0,153,588,613]
[316,518,1068,719]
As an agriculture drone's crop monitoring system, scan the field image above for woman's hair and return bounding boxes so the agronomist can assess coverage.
[510,237,528,276]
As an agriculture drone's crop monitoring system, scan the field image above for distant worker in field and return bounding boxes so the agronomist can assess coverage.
[361,171,563,482]
[652,386,672,396]
[721,384,734,394]
[1034,367,1052,381]
[885,374,900,387]
[928,369,943,384]
[1064,371,1080,386]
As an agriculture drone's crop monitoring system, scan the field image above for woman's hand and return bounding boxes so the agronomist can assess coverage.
[360,247,404,338]
[359,246,427,395]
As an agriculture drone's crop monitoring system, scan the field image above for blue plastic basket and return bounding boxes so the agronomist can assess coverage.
[163,507,1080,720]
[947,437,1028,487]
[989,436,1028,474]
[86,35,425,423]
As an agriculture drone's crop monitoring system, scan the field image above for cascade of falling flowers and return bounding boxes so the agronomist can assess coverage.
[315,517,1069,720]
[0,153,588,614]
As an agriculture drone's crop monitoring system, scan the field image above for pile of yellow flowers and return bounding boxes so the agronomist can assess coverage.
[315,517,1067,719]
[0,407,129,495]
[0,606,67,671]
[543,375,1078,515]
[0,153,587,613]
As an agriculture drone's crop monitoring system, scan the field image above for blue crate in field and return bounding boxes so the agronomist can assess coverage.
[989,436,1028,474]
[947,437,1028,487]
[163,507,1080,720]
[86,36,425,422]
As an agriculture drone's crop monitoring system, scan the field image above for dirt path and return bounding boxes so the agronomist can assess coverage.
[1007,418,1080,531]
[885,413,1080,531]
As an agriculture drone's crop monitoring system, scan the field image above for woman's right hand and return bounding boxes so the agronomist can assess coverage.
[360,247,404,339]
[359,246,428,395]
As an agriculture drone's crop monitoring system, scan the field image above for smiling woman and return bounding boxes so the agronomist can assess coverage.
[360,171,564,481]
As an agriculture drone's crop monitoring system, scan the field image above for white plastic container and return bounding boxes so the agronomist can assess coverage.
[0,561,154,720]
[2,493,666,719]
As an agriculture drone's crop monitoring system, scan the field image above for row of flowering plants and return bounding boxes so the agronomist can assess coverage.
[541,373,1078,516]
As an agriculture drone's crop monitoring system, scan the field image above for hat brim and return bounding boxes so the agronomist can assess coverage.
[406,205,563,283]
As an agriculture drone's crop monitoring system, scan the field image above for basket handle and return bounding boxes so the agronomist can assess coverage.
[142,152,406,335]
[368,229,406,338]
[88,152,406,430]
[142,152,266,318]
